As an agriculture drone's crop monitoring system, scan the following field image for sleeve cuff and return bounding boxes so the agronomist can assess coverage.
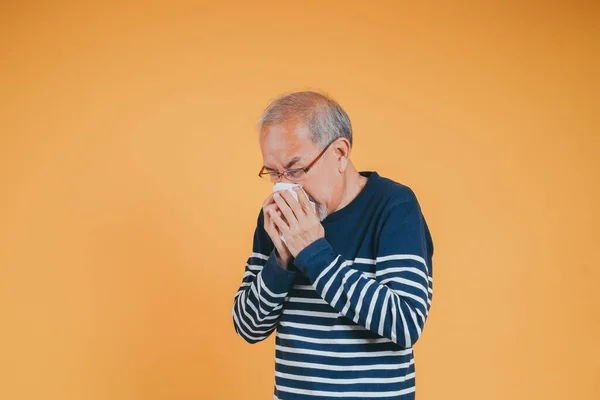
[260,251,297,295]
[293,238,338,281]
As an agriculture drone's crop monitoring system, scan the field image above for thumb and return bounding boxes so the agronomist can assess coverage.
[267,216,288,252]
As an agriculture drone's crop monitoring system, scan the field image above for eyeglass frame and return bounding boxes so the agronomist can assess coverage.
[258,138,338,182]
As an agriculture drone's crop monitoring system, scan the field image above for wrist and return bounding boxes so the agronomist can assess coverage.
[276,251,291,270]
[293,238,336,278]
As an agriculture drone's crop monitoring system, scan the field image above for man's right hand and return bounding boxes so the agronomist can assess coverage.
[262,193,293,269]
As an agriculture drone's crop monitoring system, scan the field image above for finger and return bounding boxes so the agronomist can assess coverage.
[263,210,285,245]
[268,214,288,249]
[263,205,271,224]
[273,192,299,228]
[270,208,290,236]
[263,194,286,222]
[263,204,283,234]
[262,193,276,208]
[295,187,316,217]
[264,204,284,224]
[263,203,277,215]
[280,189,308,222]
[270,218,289,249]
[265,216,285,248]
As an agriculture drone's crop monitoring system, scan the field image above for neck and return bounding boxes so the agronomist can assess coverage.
[334,163,368,213]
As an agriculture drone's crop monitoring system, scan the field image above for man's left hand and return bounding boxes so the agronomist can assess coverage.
[270,187,325,258]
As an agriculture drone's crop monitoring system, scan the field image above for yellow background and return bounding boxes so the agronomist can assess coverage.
[1,1,598,399]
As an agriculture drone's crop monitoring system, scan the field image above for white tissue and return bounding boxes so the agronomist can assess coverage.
[272,183,316,244]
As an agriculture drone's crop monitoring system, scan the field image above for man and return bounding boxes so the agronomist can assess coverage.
[232,91,434,399]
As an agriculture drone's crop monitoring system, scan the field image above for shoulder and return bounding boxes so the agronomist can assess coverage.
[370,172,419,208]
[368,173,432,252]
[365,172,427,235]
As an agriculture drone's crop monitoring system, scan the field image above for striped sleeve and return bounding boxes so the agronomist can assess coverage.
[293,200,434,348]
[232,211,297,344]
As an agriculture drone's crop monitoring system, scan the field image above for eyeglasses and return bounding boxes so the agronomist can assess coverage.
[258,138,337,182]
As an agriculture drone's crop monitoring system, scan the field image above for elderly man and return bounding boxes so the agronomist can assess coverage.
[232,91,434,399]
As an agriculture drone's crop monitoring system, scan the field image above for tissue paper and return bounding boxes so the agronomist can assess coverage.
[272,183,316,244]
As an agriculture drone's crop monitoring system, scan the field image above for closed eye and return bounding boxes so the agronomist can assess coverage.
[286,168,304,176]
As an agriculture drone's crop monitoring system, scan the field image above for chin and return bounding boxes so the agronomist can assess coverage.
[316,204,328,221]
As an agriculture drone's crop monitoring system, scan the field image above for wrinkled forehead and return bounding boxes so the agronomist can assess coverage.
[259,122,316,169]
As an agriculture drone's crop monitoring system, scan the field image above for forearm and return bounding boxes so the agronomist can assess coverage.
[294,238,430,348]
[232,252,296,343]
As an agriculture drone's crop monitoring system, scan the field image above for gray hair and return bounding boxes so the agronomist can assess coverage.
[258,91,353,148]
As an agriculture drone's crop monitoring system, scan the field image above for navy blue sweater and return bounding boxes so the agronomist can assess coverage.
[233,171,434,399]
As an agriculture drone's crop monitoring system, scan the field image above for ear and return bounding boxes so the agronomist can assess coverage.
[334,138,351,172]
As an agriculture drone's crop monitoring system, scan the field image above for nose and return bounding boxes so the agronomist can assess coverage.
[279,175,294,184]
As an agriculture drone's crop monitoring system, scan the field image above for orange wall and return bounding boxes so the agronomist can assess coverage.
[1,2,598,399]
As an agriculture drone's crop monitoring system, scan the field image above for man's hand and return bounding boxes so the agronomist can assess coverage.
[262,193,293,269]
[270,187,325,258]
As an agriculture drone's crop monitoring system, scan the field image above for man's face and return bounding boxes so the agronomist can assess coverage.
[259,120,337,220]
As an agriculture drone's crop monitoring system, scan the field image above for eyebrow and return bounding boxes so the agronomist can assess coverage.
[285,157,302,169]
[265,156,302,171]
